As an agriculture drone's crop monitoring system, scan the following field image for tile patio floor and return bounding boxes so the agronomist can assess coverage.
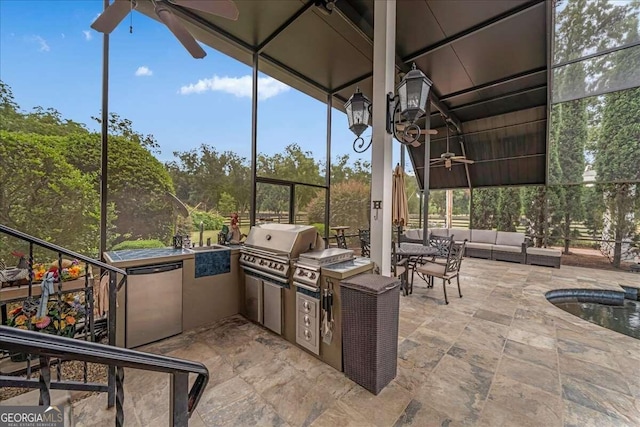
[7,259,640,426]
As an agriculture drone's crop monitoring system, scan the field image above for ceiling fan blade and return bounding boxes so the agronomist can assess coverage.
[457,158,475,164]
[411,140,421,147]
[396,124,438,135]
[155,3,207,58]
[171,0,239,20]
[91,0,133,34]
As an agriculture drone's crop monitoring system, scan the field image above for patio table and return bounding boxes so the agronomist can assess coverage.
[396,243,438,294]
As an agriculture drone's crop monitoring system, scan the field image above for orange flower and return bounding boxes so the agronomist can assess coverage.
[9,307,22,316]
[15,315,27,326]
[65,316,76,325]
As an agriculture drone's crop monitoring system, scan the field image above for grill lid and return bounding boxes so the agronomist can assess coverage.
[244,223,320,258]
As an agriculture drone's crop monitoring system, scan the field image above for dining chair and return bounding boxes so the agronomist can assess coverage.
[416,240,466,304]
[358,229,370,257]
[391,241,409,296]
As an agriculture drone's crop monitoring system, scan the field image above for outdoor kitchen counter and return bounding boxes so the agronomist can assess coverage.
[321,257,374,279]
[104,246,242,347]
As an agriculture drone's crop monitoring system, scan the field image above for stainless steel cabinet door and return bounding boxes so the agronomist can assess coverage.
[263,281,282,335]
[245,274,263,324]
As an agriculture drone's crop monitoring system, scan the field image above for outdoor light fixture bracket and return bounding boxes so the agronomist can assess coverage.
[372,200,382,220]
[345,64,433,153]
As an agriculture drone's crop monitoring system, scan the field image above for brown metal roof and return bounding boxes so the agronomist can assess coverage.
[137,0,549,189]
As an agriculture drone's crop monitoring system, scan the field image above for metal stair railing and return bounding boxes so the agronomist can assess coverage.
[0,326,209,427]
[0,224,126,407]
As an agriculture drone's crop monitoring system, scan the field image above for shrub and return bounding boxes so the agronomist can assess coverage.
[311,223,325,236]
[111,239,166,250]
[190,210,225,231]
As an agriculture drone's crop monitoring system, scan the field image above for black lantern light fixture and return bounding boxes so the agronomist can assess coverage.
[344,87,372,153]
[345,63,433,152]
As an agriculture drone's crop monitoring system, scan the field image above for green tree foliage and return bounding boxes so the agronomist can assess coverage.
[594,15,640,267]
[0,131,101,254]
[470,188,499,229]
[308,181,369,231]
[91,112,160,153]
[190,210,225,231]
[331,155,371,184]
[496,187,522,232]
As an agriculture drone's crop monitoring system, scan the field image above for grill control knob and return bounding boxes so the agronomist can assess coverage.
[304,329,311,340]
[278,265,284,271]
[303,301,310,311]
[259,260,266,266]
[304,315,311,326]
[310,273,316,279]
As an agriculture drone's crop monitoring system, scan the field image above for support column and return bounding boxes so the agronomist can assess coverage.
[325,94,332,244]
[99,0,110,261]
[370,0,396,276]
[422,114,431,245]
[250,53,258,227]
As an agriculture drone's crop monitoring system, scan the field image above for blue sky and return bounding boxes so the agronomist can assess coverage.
[0,0,405,170]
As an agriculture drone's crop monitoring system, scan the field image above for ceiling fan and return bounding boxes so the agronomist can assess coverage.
[91,0,239,59]
[430,126,474,169]
[395,123,438,147]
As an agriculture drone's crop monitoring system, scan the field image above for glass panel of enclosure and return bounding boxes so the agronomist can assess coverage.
[256,71,326,187]
[255,182,292,224]
[553,0,640,66]
[552,45,640,103]
[297,185,326,235]
[430,189,470,229]
[549,88,640,186]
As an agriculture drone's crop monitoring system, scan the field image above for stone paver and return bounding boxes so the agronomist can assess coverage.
[6,259,639,426]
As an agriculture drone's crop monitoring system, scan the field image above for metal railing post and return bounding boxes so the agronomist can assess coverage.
[170,373,190,427]
[107,270,117,407]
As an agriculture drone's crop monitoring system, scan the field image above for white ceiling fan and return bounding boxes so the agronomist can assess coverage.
[91,0,239,59]
[430,125,474,169]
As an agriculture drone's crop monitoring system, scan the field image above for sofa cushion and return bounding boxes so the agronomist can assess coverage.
[404,229,421,240]
[492,244,522,253]
[430,228,449,238]
[471,229,497,244]
[496,231,525,247]
[466,242,493,251]
[527,247,562,257]
[449,228,470,242]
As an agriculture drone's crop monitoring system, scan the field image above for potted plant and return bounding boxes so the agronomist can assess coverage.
[5,294,86,362]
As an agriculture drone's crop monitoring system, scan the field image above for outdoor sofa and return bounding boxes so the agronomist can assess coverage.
[402,228,562,268]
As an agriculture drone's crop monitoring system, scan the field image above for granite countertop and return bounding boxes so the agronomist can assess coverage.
[104,248,194,263]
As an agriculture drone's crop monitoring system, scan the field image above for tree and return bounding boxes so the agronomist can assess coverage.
[63,133,176,245]
[91,112,160,153]
[496,187,522,232]
[471,188,499,229]
[0,131,103,255]
[594,18,640,267]
[308,180,370,231]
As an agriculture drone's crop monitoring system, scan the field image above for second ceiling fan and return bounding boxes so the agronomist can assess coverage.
[430,125,474,170]
[91,0,239,59]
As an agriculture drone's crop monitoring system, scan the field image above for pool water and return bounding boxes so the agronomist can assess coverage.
[554,299,640,340]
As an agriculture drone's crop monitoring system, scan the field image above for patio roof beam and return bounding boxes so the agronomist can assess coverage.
[447,84,547,113]
[402,0,545,64]
[440,66,547,102]
[334,1,462,133]
[259,53,331,94]
[165,2,255,52]
[256,1,315,53]
[330,71,373,94]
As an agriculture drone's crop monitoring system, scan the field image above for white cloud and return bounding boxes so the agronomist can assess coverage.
[31,35,50,52]
[61,33,66,39]
[83,30,92,41]
[135,66,153,77]
[178,75,290,101]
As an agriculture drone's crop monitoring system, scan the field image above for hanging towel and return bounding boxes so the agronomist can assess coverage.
[37,272,56,318]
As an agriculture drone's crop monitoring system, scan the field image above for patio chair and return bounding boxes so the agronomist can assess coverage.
[358,229,370,257]
[416,240,466,304]
[391,241,409,296]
